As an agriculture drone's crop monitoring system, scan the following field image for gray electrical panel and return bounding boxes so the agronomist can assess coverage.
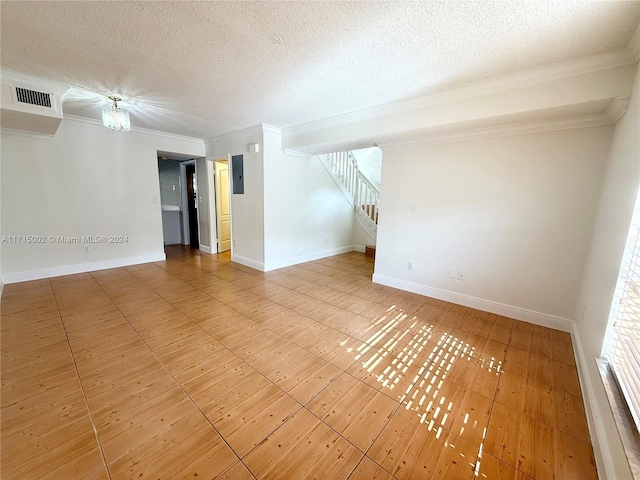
[232,154,244,194]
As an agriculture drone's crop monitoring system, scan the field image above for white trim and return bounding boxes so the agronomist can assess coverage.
[261,123,281,134]
[62,114,206,144]
[205,124,264,145]
[231,254,265,272]
[199,244,212,254]
[1,253,166,284]
[206,158,218,253]
[378,111,621,149]
[606,95,632,124]
[282,49,636,139]
[283,149,314,160]
[0,127,56,140]
[571,324,614,480]
[372,274,573,331]
[627,24,640,63]
[263,245,366,272]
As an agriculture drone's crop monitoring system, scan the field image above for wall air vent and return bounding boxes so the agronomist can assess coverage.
[1,83,64,136]
[15,87,52,108]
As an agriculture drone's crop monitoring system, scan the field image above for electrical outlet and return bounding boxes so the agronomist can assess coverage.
[407,261,413,270]
[410,204,417,214]
[458,270,466,281]
[449,268,457,279]
[325,237,328,244]
[233,240,237,246]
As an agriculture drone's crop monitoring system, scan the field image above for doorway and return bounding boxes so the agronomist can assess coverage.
[158,151,214,253]
[185,164,199,247]
[214,159,231,253]
[180,160,199,248]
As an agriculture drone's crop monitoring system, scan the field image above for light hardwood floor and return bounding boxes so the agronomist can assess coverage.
[1,246,597,479]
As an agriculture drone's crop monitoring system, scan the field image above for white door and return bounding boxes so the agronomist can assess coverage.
[215,160,231,252]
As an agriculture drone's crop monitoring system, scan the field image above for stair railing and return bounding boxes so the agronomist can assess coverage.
[355,167,379,225]
[327,150,379,233]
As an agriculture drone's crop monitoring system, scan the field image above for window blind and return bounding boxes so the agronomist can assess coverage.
[606,198,640,433]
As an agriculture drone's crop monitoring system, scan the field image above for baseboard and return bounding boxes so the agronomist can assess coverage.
[372,274,574,331]
[571,324,615,479]
[1,253,167,284]
[263,245,366,271]
[199,244,212,254]
[231,254,266,272]
[372,273,615,475]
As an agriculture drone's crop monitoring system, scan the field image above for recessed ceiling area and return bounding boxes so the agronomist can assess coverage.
[1,1,639,140]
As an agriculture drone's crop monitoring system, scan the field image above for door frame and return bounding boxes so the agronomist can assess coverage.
[207,155,232,254]
[179,159,198,246]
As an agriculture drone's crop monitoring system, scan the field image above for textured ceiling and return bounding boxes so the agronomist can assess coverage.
[1,1,639,139]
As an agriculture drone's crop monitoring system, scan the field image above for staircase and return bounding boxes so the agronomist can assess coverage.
[319,150,380,241]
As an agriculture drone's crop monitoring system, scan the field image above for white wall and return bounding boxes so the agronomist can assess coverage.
[205,125,265,269]
[205,124,371,271]
[573,62,640,480]
[373,126,612,324]
[1,118,205,282]
[158,159,182,206]
[262,126,368,271]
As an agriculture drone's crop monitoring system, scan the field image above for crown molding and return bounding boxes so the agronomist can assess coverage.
[377,111,617,149]
[283,48,637,139]
[627,23,640,63]
[129,124,205,143]
[606,95,632,123]
[0,127,55,140]
[283,148,313,160]
[261,123,281,134]
[62,114,205,143]
[204,123,282,145]
[204,124,265,144]
[62,114,103,128]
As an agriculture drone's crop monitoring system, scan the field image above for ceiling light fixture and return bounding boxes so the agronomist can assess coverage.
[102,96,130,132]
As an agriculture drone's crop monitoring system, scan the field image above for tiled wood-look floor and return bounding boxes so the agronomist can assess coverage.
[1,247,597,479]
